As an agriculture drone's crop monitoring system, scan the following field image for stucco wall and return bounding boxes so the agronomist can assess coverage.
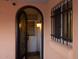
[44,0,78,59]
[0,1,47,59]
[0,0,77,59]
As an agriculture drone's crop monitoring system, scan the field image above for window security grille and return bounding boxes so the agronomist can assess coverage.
[51,0,72,46]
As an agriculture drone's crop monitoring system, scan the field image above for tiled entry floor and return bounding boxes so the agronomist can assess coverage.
[23,54,40,59]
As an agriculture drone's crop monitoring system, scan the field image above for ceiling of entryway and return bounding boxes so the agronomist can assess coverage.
[5,0,48,3]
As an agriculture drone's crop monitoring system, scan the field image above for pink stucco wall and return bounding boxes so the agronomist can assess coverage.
[73,0,78,59]
[0,0,77,59]
[44,0,77,59]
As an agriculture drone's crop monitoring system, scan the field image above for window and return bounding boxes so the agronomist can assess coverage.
[51,0,72,46]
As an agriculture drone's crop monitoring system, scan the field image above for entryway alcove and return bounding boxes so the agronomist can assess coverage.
[16,5,44,59]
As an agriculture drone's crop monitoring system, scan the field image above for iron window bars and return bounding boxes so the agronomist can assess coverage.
[51,0,72,46]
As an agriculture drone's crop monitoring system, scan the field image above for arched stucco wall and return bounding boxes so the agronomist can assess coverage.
[0,1,47,59]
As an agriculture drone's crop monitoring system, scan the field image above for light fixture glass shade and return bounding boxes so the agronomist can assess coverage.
[36,23,42,30]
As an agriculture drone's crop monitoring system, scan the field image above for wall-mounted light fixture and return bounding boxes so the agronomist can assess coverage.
[19,23,21,29]
[36,23,42,30]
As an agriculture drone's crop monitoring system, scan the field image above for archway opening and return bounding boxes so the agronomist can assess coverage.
[16,6,44,59]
